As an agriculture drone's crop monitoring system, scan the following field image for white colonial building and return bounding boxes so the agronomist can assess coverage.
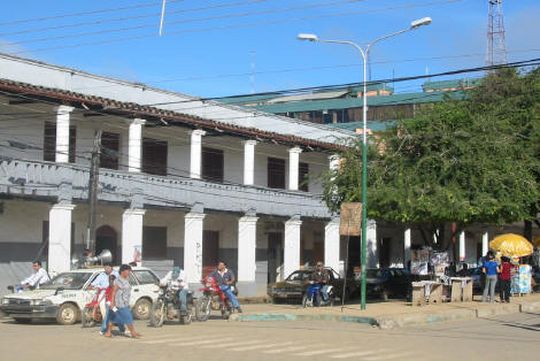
[0,53,361,296]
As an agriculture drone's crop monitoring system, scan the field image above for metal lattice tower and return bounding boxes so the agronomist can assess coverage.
[486,0,508,66]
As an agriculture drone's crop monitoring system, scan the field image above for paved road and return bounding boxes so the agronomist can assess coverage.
[1,312,539,361]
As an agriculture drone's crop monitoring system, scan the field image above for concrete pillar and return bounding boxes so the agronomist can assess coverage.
[237,215,258,296]
[482,231,489,258]
[288,147,302,191]
[324,217,340,274]
[404,228,412,268]
[283,216,302,279]
[190,129,206,179]
[128,118,145,172]
[55,105,74,163]
[184,211,206,284]
[459,230,466,262]
[121,209,146,265]
[48,203,76,275]
[367,219,378,268]
[243,140,257,185]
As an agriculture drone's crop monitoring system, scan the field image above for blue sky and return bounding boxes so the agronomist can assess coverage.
[1,0,539,97]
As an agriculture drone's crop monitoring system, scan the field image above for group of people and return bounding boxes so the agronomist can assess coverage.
[481,251,515,303]
[88,260,242,338]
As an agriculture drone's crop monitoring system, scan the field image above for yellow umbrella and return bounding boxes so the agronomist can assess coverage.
[489,233,534,258]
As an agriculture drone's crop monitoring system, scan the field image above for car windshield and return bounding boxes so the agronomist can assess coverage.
[40,272,93,290]
[286,271,312,282]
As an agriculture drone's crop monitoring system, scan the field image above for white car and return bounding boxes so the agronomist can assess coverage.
[0,267,160,325]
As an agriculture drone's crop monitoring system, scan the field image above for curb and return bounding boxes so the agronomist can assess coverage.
[229,300,540,329]
[229,313,379,326]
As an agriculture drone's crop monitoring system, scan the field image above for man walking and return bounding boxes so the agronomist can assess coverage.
[210,261,242,313]
[482,251,499,303]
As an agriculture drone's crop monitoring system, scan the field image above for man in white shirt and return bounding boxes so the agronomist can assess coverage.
[160,266,189,315]
[87,263,118,321]
[18,261,50,292]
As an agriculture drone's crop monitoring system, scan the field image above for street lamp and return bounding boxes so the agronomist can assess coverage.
[298,17,431,310]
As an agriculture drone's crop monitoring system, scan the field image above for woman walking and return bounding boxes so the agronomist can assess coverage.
[499,256,514,303]
[105,264,141,338]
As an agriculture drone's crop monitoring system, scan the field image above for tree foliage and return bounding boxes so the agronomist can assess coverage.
[323,68,540,228]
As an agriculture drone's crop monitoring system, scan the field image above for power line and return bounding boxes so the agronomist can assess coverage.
[9,0,461,55]
[0,0,184,26]
[8,0,366,46]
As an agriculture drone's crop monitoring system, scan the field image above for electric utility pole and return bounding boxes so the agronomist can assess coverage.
[86,129,102,254]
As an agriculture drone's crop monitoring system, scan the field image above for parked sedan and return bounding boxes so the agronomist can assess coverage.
[268,267,358,304]
[363,268,411,300]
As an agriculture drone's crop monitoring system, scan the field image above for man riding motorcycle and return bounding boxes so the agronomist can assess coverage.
[160,266,189,316]
[311,262,331,302]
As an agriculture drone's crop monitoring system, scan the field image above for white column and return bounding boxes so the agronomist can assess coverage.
[55,105,74,163]
[243,140,257,185]
[48,203,76,275]
[288,147,302,190]
[367,219,378,268]
[283,216,302,279]
[184,212,206,284]
[482,231,489,258]
[190,129,206,179]
[121,209,146,265]
[404,228,412,267]
[324,217,340,274]
[237,215,258,284]
[459,230,466,261]
[128,118,145,172]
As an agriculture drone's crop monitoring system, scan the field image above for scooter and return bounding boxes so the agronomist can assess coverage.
[195,276,234,321]
[302,282,335,308]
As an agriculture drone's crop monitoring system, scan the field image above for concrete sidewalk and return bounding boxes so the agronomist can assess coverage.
[231,293,540,329]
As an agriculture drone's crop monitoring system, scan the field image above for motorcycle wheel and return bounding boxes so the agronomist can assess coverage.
[180,312,192,325]
[149,299,165,328]
[81,306,95,328]
[301,294,309,308]
[195,296,210,322]
[221,307,231,320]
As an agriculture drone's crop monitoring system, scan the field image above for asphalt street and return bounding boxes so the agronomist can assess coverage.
[1,312,539,361]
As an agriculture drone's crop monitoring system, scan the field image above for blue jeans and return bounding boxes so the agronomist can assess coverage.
[101,306,125,333]
[220,285,240,309]
[177,288,188,313]
[320,285,330,302]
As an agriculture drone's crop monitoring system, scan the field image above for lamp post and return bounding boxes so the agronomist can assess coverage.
[298,17,431,310]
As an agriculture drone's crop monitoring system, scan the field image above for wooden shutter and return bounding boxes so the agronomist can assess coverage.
[43,122,76,163]
[142,138,168,176]
[202,147,224,182]
[299,162,309,192]
[267,157,286,189]
[100,132,120,170]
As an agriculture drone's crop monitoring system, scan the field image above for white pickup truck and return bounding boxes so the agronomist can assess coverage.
[0,267,160,325]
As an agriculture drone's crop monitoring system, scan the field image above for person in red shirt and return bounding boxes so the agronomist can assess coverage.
[499,256,514,303]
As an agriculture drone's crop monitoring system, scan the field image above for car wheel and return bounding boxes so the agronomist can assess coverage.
[56,303,79,325]
[14,318,31,324]
[133,298,152,320]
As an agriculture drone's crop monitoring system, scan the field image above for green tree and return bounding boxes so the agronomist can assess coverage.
[323,69,540,246]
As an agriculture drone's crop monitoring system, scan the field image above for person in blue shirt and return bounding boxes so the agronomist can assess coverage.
[482,251,500,303]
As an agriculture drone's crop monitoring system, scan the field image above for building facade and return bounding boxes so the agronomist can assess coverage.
[0,54,360,296]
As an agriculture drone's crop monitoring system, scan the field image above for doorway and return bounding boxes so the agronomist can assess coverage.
[96,225,118,264]
[267,232,284,283]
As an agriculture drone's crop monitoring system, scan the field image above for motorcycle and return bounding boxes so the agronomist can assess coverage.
[149,283,194,327]
[302,282,335,308]
[81,288,106,328]
[195,276,234,321]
